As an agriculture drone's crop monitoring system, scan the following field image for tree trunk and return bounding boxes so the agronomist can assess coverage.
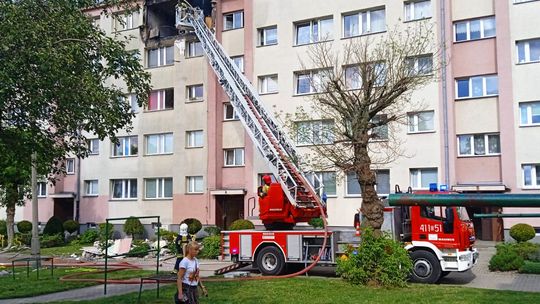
[355,143,384,233]
[6,203,15,248]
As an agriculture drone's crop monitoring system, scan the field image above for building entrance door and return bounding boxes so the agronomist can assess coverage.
[215,195,244,230]
[53,198,74,222]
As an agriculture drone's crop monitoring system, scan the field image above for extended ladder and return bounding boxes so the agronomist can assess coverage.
[176,6,323,209]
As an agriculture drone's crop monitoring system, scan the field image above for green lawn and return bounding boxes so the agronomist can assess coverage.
[50,277,540,304]
[40,243,84,256]
[0,266,163,299]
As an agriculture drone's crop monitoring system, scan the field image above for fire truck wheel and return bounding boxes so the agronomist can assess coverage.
[257,246,285,275]
[409,250,442,284]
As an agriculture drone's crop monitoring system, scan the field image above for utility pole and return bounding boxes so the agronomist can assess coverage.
[31,152,40,257]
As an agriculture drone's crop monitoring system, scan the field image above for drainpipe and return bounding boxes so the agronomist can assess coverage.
[440,0,450,186]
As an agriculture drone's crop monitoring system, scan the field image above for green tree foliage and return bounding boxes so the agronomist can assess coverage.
[510,223,536,243]
[123,217,144,239]
[181,218,203,235]
[0,0,150,247]
[16,220,32,234]
[308,217,324,229]
[63,220,79,234]
[43,217,64,236]
[336,228,412,287]
[228,219,255,231]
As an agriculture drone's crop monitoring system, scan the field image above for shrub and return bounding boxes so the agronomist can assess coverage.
[228,219,255,231]
[519,260,540,274]
[181,218,202,235]
[308,217,324,229]
[40,234,64,248]
[98,222,114,248]
[63,220,79,234]
[336,228,412,287]
[510,223,536,243]
[0,220,7,235]
[79,229,100,244]
[489,243,525,271]
[127,241,151,257]
[124,217,145,239]
[43,217,64,236]
[17,220,32,234]
[158,228,178,243]
[200,235,221,259]
[15,233,32,246]
[514,242,540,260]
[204,226,221,236]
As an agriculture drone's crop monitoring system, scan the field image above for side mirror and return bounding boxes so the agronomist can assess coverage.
[443,208,455,234]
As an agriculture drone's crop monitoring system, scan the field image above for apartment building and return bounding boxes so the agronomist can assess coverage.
[8,0,540,241]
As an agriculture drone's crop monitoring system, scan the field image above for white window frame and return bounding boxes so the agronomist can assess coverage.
[295,120,334,146]
[519,101,540,126]
[342,8,386,38]
[408,111,435,133]
[457,133,501,157]
[186,130,204,148]
[223,11,244,30]
[516,39,540,64]
[231,56,244,73]
[187,84,204,101]
[258,26,278,46]
[294,69,330,95]
[115,12,138,31]
[453,17,496,42]
[145,133,173,155]
[186,40,204,58]
[144,178,173,199]
[186,176,204,194]
[410,168,438,190]
[112,136,138,157]
[404,1,432,22]
[84,180,99,196]
[147,46,174,68]
[455,75,498,99]
[522,164,540,189]
[224,103,240,121]
[406,54,433,76]
[294,17,333,46]
[66,158,75,174]
[88,138,99,155]
[258,74,278,94]
[306,171,337,197]
[111,179,137,200]
[37,182,47,197]
[148,89,174,111]
[224,148,245,167]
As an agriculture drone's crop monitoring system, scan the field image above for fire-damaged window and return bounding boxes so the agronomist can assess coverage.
[145,0,178,40]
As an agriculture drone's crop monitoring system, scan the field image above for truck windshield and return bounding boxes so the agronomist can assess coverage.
[457,207,470,221]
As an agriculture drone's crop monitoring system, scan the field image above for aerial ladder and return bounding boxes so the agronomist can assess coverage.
[175,5,325,229]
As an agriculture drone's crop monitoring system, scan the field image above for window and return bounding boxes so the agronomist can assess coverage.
[231,56,244,73]
[520,101,540,126]
[37,182,47,197]
[186,130,204,148]
[258,75,278,94]
[522,164,540,188]
[85,180,98,196]
[145,178,173,199]
[115,12,138,31]
[371,115,388,140]
[306,172,336,196]
[187,85,204,101]
[112,136,138,157]
[343,8,385,38]
[186,41,203,57]
[224,11,243,30]
[224,103,240,120]
[408,111,435,133]
[258,26,278,46]
[455,75,498,99]
[295,17,333,45]
[295,70,330,95]
[296,120,334,145]
[406,55,433,76]
[345,170,390,195]
[517,39,540,64]
[224,148,245,166]
[404,1,431,21]
[187,176,204,193]
[454,17,495,42]
[145,133,173,155]
[127,94,139,113]
[88,139,99,155]
[66,158,75,174]
[458,133,500,156]
[111,179,137,199]
[345,65,361,89]
[410,168,438,189]
[147,46,174,68]
[148,89,174,111]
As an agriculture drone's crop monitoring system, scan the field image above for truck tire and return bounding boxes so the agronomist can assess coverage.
[409,250,442,284]
[256,246,285,275]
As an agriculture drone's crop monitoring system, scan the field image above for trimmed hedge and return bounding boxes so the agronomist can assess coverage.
[17,220,32,234]
[43,217,64,236]
[63,220,79,234]
[181,218,202,235]
[204,226,221,236]
[200,235,221,259]
[124,217,144,239]
[228,219,255,231]
[510,223,536,243]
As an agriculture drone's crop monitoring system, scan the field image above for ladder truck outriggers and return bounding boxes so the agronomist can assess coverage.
[175,5,478,283]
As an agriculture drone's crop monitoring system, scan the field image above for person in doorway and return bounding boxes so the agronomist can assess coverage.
[173,223,190,274]
[176,241,207,304]
[258,175,272,198]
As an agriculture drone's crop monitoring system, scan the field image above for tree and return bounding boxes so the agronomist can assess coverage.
[290,23,440,232]
[124,217,144,239]
[0,0,151,247]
